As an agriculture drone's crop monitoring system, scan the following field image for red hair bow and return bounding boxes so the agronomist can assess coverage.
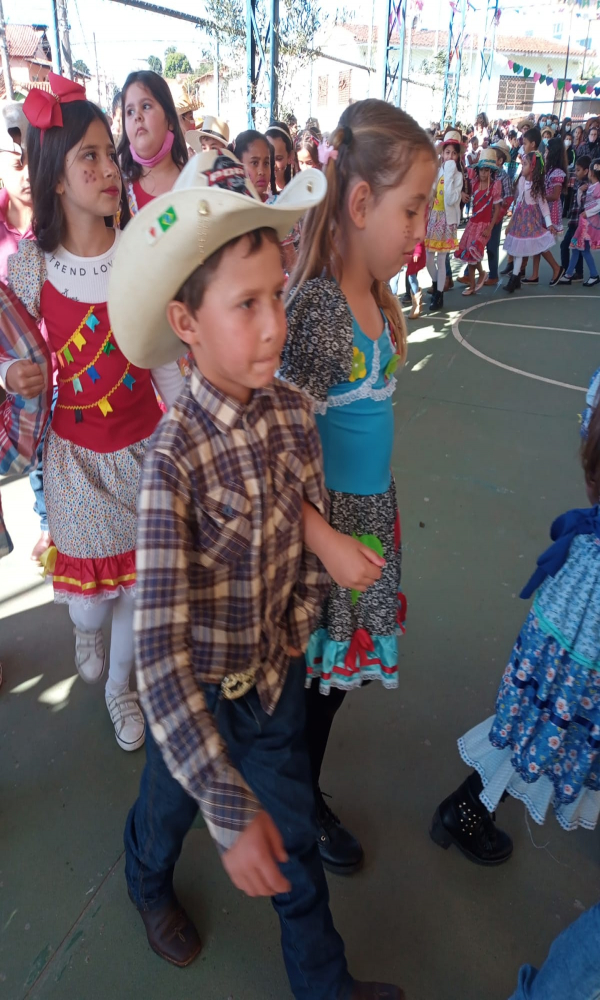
[23,72,86,133]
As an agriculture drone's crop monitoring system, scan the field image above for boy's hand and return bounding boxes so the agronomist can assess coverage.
[323,532,385,593]
[5,361,45,399]
[288,646,303,658]
[222,811,291,897]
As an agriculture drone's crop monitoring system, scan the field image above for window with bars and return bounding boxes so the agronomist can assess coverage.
[497,75,536,111]
[338,70,350,105]
[317,75,328,107]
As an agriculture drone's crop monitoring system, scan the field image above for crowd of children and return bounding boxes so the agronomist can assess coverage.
[1,69,600,999]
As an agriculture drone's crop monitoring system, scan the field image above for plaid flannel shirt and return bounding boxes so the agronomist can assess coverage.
[135,367,330,853]
[568,179,587,225]
[0,282,51,558]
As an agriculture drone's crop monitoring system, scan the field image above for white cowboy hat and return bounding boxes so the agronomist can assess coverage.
[108,149,326,369]
[186,115,230,151]
[0,101,28,154]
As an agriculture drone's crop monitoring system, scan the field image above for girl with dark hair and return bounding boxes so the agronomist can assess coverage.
[296,130,321,171]
[431,375,600,865]
[573,124,585,153]
[559,158,600,286]
[280,99,437,874]
[9,73,183,751]
[578,122,600,163]
[118,70,188,215]
[233,129,272,201]
[522,136,567,283]
[503,151,561,292]
[266,120,294,193]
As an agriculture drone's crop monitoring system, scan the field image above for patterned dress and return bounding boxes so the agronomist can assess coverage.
[455,177,502,263]
[8,236,163,605]
[459,508,600,832]
[546,168,566,235]
[504,177,555,257]
[280,278,405,693]
[570,182,600,251]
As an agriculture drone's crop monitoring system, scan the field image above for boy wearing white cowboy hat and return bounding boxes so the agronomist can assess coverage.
[108,149,405,1000]
[186,114,230,153]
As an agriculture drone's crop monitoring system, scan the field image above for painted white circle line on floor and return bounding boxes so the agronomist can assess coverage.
[452,296,588,393]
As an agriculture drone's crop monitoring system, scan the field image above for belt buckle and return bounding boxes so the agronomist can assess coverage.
[221,669,256,700]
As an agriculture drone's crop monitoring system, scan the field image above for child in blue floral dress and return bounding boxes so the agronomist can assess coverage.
[430,371,600,865]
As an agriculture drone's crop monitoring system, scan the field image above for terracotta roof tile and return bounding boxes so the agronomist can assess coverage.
[348,25,594,57]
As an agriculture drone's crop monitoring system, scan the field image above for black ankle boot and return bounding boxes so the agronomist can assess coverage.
[504,273,521,293]
[429,290,444,313]
[316,790,364,875]
[500,261,513,276]
[429,772,513,866]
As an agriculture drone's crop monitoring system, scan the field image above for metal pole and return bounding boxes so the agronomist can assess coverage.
[451,0,467,124]
[93,31,101,105]
[56,0,73,80]
[396,0,407,109]
[269,0,279,122]
[215,35,220,115]
[246,0,255,127]
[0,0,13,100]
[559,4,573,121]
[50,0,62,74]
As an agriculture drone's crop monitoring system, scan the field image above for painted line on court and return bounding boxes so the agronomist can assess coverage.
[461,319,600,336]
[452,296,589,392]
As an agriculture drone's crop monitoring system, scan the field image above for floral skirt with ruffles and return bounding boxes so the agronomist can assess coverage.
[306,477,406,694]
[458,533,600,832]
[425,208,458,253]
[43,428,151,605]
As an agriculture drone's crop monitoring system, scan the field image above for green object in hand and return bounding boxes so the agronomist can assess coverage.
[384,355,399,380]
[350,533,384,605]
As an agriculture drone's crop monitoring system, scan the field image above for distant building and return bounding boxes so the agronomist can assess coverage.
[1,24,90,100]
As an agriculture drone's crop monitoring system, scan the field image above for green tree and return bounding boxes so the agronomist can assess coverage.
[164,51,193,77]
[73,58,90,76]
[147,55,162,74]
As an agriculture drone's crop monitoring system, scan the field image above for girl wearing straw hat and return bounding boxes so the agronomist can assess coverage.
[425,129,464,313]
[455,147,502,296]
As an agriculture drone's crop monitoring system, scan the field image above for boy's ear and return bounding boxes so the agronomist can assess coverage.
[166,300,200,347]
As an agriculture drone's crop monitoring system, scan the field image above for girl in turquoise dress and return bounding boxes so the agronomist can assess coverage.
[279,99,437,874]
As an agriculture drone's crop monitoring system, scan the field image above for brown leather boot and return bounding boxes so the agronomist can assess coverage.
[131,893,202,967]
[444,274,454,291]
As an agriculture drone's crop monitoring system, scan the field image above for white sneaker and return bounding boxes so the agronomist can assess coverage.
[73,627,106,684]
[105,689,146,751]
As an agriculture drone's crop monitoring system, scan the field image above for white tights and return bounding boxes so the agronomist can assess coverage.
[513,256,523,275]
[69,590,135,698]
[426,251,447,293]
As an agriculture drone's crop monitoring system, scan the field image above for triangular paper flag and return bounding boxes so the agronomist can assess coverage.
[587,85,594,95]
[524,68,531,78]
[533,72,540,82]
[513,63,522,73]
[508,59,514,69]
[98,398,113,417]
[572,84,580,94]
[546,77,554,86]
[595,87,600,96]
[558,79,565,90]
[73,331,86,352]
[539,74,546,83]
[565,80,572,92]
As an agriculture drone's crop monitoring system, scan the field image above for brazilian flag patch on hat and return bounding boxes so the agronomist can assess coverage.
[158,206,178,232]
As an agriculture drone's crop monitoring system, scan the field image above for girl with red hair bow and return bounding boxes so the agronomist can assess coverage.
[8,74,183,752]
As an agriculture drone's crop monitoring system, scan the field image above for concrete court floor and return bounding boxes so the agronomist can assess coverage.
[2,256,600,1000]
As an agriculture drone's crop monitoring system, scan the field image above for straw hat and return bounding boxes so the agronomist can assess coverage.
[491,139,510,161]
[108,149,327,369]
[475,148,499,170]
[192,108,204,129]
[442,129,462,147]
[0,100,28,154]
[186,115,229,152]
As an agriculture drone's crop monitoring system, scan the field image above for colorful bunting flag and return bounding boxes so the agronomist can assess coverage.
[73,331,87,351]
[73,377,83,395]
[87,365,100,384]
[98,398,113,417]
[63,346,74,364]
[123,373,136,391]
[102,341,116,356]
[86,314,100,332]
[75,409,83,423]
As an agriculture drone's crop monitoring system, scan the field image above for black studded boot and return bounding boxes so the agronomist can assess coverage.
[429,771,513,866]
[316,789,364,875]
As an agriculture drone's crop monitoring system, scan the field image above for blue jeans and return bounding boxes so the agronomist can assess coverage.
[566,241,599,279]
[486,220,503,280]
[561,223,583,274]
[28,385,58,532]
[510,902,600,1000]
[124,657,352,1000]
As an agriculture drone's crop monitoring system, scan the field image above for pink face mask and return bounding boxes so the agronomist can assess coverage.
[129,129,174,168]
